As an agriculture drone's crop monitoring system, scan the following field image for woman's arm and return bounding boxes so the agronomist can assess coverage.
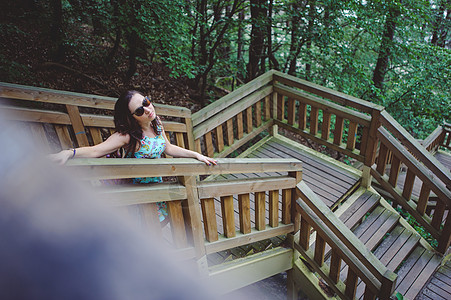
[161,129,217,165]
[49,132,130,164]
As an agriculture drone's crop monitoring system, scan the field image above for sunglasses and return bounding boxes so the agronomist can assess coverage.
[132,96,151,116]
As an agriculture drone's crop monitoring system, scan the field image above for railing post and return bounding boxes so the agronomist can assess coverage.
[184,115,196,151]
[437,211,451,254]
[362,107,383,188]
[178,175,208,275]
[379,270,398,299]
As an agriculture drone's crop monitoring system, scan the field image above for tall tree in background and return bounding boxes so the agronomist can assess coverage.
[247,0,267,81]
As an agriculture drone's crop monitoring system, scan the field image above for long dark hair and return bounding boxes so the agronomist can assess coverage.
[114,90,162,156]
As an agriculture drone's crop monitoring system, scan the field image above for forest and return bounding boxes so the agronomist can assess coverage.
[0,0,449,139]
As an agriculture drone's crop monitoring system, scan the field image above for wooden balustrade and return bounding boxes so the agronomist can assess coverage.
[0,82,195,152]
[271,82,373,162]
[293,181,397,299]
[371,126,451,253]
[192,72,274,158]
[67,158,302,260]
[422,123,451,152]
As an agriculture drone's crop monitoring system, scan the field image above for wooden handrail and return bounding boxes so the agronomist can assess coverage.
[422,125,444,151]
[273,71,383,114]
[379,111,450,188]
[0,81,192,118]
[191,70,274,126]
[295,181,397,299]
[66,157,303,179]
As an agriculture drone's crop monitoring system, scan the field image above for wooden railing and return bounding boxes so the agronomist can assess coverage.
[66,157,302,265]
[272,71,383,164]
[293,181,397,299]
[192,71,274,158]
[422,123,451,153]
[0,82,195,152]
[371,112,451,253]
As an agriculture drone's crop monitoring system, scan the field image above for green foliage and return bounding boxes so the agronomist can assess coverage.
[395,207,439,248]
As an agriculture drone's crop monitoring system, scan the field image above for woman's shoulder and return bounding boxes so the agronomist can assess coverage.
[109,132,131,144]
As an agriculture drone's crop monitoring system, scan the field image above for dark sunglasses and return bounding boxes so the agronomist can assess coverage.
[132,96,151,116]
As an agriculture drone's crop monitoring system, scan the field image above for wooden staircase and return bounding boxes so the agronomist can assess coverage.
[332,188,442,299]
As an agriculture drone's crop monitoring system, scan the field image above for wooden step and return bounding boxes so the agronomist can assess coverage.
[395,246,441,299]
[338,190,380,230]
[354,225,420,299]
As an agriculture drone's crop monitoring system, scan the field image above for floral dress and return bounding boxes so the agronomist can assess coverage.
[130,130,168,222]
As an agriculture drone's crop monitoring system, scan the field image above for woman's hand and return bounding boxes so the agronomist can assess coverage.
[48,149,73,165]
[195,153,217,166]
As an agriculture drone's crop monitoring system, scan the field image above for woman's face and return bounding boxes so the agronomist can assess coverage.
[128,93,156,122]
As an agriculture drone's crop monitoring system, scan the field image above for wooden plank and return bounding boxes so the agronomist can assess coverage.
[339,191,379,229]
[333,116,344,145]
[403,252,441,299]
[201,198,219,242]
[236,113,243,140]
[287,97,295,125]
[255,192,266,230]
[215,124,224,152]
[30,122,50,151]
[90,127,104,145]
[402,169,416,201]
[388,155,401,187]
[376,143,389,175]
[345,268,358,299]
[417,184,431,216]
[300,216,311,250]
[298,102,307,130]
[175,132,185,148]
[221,195,236,238]
[184,117,195,151]
[347,121,358,151]
[310,106,319,135]
[314,234,326,266]
[195,138,201,153]
[263,95,271,121]
[330,249,342,284]
[431,200,446,230]
[246,106,253,134]
[204,131,214,157]
[66,104,89,146]
[226,118,234,146]
[167,200,188,248]
[321,111,331,140]
[255,101,262,127]
[141,203,162,239]
[277,93,284,121]
[282,188,292,224]
[238,194,251,234]
[55,124,73,149]
[269,190,279,227]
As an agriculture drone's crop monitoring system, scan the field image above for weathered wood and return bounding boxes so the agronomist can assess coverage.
[314,234,326,266]
[255,191,266,230]
[184,117,195,151]
[345,268,358,299]
[402,169,416,201]
[215,124,224,152]
[167,200,188,248]
[195,138,201,153]
[346,121,358,150]
[204,131,214,157]
[282,188,292,224]
[236,113,243,140]
[255,101,262,127]
[269,190,279,227]
[310,106,319,135]
[30,122,50,151]
[287,97,295,125]
[300,216,311,250]
[277,93,285,121]
[246,106,253,134]
[431,200,446,230]
[175,132,185,148]
[226,118,234,146]
[388,155,401,187]
[66,104,89,147]
[263,95,271,121]
[55,124,73,149]
[201,198,219,242]
[330,249,341,284]
[221,195,236,238]
[238,193,251,234]
[141,203,162,239]
[321,112,331,140]
[417,184,431,216]
[296,102,306,131]
[90,127,104,145]
[376,143,389,175]
[333,116,344,145]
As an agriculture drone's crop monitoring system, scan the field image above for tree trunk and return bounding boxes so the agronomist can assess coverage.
[50,0,65,62]
[372,5,400,92]
[237,10,244,63]
[247,0,267,81]
[431,1,450,48]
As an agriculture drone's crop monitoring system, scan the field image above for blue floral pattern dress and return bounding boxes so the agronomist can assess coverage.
[130,129,168,222]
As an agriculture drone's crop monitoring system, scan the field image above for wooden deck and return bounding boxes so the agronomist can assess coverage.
[417,259,451,300]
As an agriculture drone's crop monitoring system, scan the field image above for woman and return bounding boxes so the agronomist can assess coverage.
[50,90,217,221]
